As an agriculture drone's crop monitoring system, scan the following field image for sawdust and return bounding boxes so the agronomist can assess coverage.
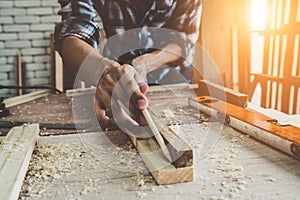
[19,142,83,199]
[19,133,156,199]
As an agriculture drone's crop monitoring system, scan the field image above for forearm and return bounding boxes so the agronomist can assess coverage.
[61,36,95,72]
[61,36,118,86]
[152,43,183,65]
[145,43,182,72]
[132,43,183,74]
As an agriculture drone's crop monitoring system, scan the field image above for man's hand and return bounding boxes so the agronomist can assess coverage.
[94,64,149,130]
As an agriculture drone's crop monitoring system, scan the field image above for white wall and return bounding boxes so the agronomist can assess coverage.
[0,0,60,97]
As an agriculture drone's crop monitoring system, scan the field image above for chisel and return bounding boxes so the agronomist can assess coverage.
[116,100,172,162]
[141,108,172,162]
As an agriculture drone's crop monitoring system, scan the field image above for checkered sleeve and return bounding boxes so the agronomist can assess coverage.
[54,0,101,54]
[154,0,202,65]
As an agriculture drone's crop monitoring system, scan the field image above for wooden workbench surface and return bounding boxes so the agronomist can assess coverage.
[1,88,298,199]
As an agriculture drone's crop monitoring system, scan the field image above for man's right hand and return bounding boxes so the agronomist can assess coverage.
[94,63,149,130]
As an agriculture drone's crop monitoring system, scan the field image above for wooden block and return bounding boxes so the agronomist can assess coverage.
[0,124,40,200]
[147,110,193,168]
[160,127,193,168]
[189,96,300,160]
[197,80,248,107]
[126,112,194,185]
[136,136,193,185]
[3,90,49,108]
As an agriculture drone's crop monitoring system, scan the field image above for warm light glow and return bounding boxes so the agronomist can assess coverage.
[251,0,267,30]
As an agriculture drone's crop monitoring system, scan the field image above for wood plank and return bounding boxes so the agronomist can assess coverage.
[147,83,198,92]
[124,110,194,184]
[66,83,198,98]
[66,87,95,98]
[18,128,300,199]
[15,51,24,95]
[0,124,40,200]
[3,90,49,108]
[143,109,193,168]
[50,33,64,92]
[197,80,248,107]
[189,96,300,160]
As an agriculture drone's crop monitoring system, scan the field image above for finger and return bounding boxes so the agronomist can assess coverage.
[93,97,117,129]
[95,84,113,111]
[100,73,115,95]
[119,65,149,108]
[138,82,148,94]
[113,100,150,138]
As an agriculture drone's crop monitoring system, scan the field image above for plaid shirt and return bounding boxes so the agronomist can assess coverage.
[55,0,202,75]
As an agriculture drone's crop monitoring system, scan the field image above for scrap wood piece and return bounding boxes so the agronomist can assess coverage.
[137,138,193,185]
[66,87,95,98]
[15,51,24,95]
[189,96,300,160]
[197,80,248,108]
[3,90,49,108]
[0,124,40,200]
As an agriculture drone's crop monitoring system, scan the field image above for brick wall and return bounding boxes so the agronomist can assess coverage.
[0,0,60,97]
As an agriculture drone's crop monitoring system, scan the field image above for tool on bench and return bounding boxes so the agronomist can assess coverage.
[142,108,172,162]
[117,100,172,162]
[189,96,300,160]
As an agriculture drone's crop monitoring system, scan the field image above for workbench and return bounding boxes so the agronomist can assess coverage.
[1,87,299,200]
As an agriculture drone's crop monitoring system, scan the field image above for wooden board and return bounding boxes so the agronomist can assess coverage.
[0,124,40,200]
[189,96,300,160]
[126,123,194,185]
[66,83,198,98]
[197,80,248,108]
[4,90,49,108]
[18,126,300,199]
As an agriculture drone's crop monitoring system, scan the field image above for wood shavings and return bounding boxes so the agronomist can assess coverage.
[161,109,175,118]
[136,191,147,198]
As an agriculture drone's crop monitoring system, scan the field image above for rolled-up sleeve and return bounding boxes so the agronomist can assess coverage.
[54,0,101,54]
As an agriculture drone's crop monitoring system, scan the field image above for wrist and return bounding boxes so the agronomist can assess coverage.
[77,51,120,86]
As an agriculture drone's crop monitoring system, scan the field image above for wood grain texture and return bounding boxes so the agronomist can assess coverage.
[0,124,40,200]
[125,107,194,184]
[66,83,198,98]
[136,136,193,185]
[197,80,248,108]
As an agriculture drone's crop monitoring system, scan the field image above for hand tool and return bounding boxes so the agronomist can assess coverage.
[117,100,172,162]
[141,108,172,162]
